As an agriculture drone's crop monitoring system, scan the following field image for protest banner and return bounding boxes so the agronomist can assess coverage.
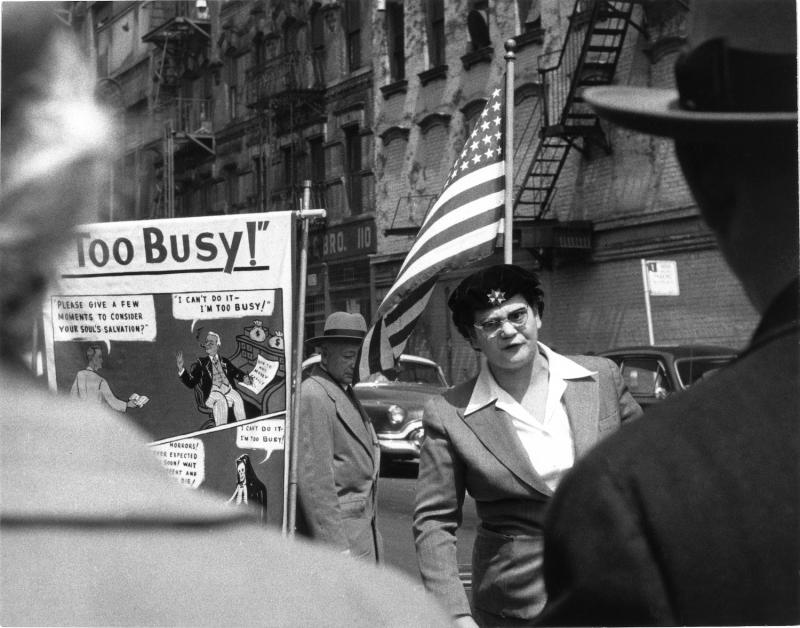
[43,212,295,531]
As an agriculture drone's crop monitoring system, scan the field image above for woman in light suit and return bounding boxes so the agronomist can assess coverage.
[413,264,642,627]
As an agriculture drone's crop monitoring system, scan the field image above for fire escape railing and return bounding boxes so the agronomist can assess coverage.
[514,0,635,220]
[246,51,323,108]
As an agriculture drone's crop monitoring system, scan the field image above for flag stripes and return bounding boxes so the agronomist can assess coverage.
[357,85,506,381]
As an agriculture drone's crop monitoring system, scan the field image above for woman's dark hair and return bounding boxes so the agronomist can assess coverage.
[448,264,545,340]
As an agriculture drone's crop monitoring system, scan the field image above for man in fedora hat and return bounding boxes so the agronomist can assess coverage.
[296,312,383,562]
[536,0,798,625]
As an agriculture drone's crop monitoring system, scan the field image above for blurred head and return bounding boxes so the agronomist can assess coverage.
[582,0,797,312]
[1,3,115,366]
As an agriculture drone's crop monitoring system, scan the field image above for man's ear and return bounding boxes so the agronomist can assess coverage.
[467,332,481,352]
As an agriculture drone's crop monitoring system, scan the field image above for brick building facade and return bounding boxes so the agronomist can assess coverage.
[371,0,757,382]
[68,0,757,383]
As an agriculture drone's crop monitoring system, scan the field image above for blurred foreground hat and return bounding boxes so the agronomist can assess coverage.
[306,312,367,346]
[583,0,797,140]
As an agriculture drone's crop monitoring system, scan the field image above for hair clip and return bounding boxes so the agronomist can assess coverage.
[486,289,506,306]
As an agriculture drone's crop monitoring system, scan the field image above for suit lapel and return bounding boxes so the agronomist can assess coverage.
[313,368,375,459]
[563,376,599,459]
[462,403,554,496]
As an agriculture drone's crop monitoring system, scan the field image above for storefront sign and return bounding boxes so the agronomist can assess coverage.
[309,220,376,262]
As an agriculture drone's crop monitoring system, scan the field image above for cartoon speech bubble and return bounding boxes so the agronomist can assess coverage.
[172,291,276,333]
[236,418,285,463]
[151,438,205,489]
[52,295,156,344]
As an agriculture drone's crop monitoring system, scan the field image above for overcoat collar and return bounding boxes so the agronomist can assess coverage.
[310,365,376,460]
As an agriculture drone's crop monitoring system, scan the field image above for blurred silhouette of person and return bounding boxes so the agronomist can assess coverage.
[536,0,799,625]
[0,5,451,626]
[228,454,268,525]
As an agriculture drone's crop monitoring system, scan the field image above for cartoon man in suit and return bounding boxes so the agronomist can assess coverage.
[177,331,251,426]
[413,264,642,627]
[296,312,382,563]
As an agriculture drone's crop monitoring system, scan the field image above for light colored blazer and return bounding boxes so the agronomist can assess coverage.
[413,354,642,621]
[297,366,383,561]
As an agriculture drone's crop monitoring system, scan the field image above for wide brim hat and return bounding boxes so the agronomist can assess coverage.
[306,311,367,346]
[583,0,797,140]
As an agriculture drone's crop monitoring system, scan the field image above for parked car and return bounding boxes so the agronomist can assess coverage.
[599,345,737,410]
[301,353,449,462]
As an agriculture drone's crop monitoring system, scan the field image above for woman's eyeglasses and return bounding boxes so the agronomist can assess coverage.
[473,306,529,337]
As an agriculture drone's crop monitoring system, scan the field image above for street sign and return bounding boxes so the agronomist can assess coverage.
[645,260,680,296]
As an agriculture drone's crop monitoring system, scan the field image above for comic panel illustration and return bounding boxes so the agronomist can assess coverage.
[50,290,286,442]
[151,416,285,528]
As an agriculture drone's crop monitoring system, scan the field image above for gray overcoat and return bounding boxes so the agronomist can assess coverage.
[297,365,383,561]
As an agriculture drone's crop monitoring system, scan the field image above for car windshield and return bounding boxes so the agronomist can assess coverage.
[394,362,447,386]
[675,356,734,389]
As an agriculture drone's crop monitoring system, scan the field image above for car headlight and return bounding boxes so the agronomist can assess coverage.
[409,427,425,448]
[386,404,406,424]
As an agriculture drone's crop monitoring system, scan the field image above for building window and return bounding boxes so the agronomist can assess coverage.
[309,136,326,209]
[386,0,405,81]
[281,146,293,190]
[225,168,239,209]
[467,1,491,53]
[426,0,445,68]
[517,0,541,32]
[310,6,326,85]
[253,33,267,66]
[344,126,362,215]
[227,56,239,121]
[345,0,362,72]
[252,155,266,212]
[461,99,487,140]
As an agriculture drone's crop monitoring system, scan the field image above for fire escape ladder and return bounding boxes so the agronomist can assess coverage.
[514,0,636,220]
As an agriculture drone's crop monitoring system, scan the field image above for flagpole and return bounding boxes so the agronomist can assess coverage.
[288,181,326,538]
[504,39,516,264]
[641,258,655,346]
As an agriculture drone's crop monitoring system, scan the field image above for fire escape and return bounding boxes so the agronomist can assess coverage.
[245,43,326,211]
[513,0,638,260]
[142,1,213,218]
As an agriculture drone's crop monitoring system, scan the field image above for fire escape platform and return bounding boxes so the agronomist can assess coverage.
[142,16,210,45]
[514,0,638,225]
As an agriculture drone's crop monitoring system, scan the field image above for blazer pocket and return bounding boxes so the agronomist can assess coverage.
[598,411,619,434]
[338,496,367,519]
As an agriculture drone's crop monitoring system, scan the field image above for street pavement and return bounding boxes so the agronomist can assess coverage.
[378,461,478,584]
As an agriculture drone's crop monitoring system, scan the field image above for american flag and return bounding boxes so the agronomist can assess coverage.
[357,85,506,381]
